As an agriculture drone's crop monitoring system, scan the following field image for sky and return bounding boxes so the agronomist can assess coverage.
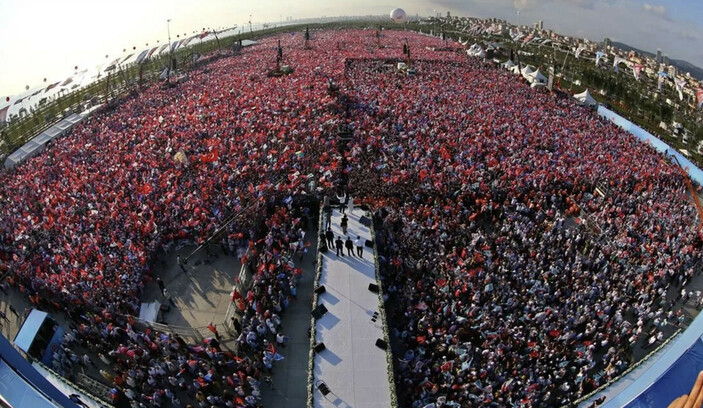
[0,0,701,97]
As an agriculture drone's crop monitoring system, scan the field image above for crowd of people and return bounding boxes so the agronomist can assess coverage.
[48,202,307,408]
[337,56,701,405]
[0,27,700,407]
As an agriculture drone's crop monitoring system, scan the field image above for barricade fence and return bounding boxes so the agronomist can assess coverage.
[223,248,253,335]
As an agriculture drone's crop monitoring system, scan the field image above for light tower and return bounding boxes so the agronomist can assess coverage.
[167,18,173,82]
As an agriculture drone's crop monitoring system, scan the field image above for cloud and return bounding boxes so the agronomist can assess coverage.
[510,0,606,11]
[512,0,535,9]
[678,31,698,41]
[642,3,668,18]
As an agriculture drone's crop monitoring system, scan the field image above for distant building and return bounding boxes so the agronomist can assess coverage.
[663,55,670,65]
[447,11,451,19]
[656,48,662,63]
[668,65,677,77]
[603,37,611,48]
[534,20,543,30]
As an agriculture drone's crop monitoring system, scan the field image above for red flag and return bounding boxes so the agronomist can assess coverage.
[139,183,153,195]
[200,148,219,163]
[441,361,453,372]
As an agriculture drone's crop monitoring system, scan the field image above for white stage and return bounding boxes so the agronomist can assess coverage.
[312,209,393,408]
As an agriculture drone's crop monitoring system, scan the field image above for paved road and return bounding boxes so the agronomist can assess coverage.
[261,221,318,408]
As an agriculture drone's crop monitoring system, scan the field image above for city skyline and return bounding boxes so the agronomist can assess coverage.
[0,0,701,97]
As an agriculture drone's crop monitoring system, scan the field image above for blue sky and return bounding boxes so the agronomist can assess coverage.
[0,0,701,97]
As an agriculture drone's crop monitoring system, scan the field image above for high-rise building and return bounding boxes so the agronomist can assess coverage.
[603,37,611,48]
[656,48,662,63]
[534,20,543,30]
[663,55,670,65]
[447,11,451,19]
[668,65,677,77]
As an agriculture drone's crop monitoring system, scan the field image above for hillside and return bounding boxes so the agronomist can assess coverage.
[611,41,703,80]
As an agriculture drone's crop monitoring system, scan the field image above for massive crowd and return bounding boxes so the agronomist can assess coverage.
[340,57,701,405]
[50,203,305,408]
[0,28,700,407]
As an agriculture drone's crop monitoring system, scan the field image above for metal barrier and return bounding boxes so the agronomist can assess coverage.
[134,318,205,343]
[34,362,113,407]
[222,288,239,335]
[307,202,326,407]
[76,372,114,405]
[223,248,252,335]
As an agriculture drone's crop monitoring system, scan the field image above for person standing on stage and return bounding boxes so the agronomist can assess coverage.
[341,214,348,235]
[345,236,354,256]
[323,195,332,228]
[335,236,344,257]
[355,235,364,258]
[337,191,347,214]
[326,228,334,248]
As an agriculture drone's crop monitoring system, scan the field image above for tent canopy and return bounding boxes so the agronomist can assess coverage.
[14,310,48,354]
[502,59,516,69]
[139,300,162,323]
[527,69,547,84]
[574,89,598,107]
[466,44,485,58]
[520,65,535,78]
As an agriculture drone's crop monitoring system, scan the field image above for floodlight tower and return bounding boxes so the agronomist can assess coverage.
[167,18,173,83]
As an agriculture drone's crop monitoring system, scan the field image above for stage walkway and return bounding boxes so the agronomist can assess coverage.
[312,209,393,408]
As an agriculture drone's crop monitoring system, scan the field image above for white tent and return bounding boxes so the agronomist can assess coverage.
[509,65,521,75]
[527,69,547,84]
[139,300,162,323]
[502,59,516,69]
[466,44,485,58]
[574,89,598,107]
[520,65,535,79]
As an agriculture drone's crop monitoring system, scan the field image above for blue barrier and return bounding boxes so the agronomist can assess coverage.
[623,338,703,408]
[599,308,703,408]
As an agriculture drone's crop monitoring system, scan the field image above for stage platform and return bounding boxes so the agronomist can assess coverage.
[312,209,393,408]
